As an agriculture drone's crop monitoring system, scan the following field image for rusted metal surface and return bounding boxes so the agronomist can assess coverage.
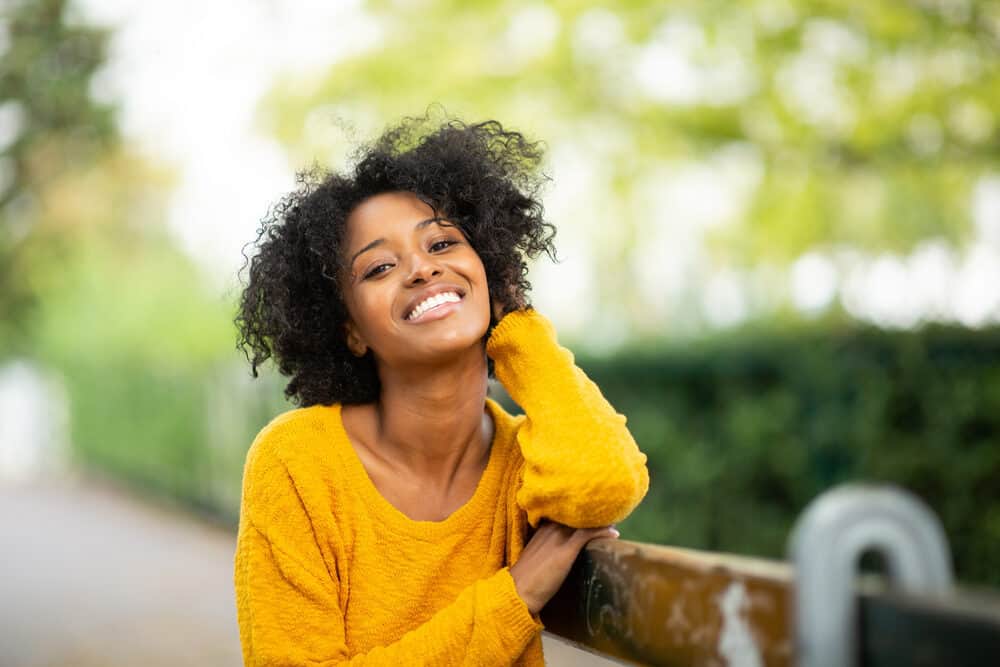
[541,540,1000,667]
[542,541,793,667]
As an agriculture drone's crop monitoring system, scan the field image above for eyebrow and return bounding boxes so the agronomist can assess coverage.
[349,216,451,267]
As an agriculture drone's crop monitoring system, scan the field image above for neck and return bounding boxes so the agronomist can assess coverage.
[372,345,491,482]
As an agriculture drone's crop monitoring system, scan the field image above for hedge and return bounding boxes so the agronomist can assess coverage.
[575,324,1000,586]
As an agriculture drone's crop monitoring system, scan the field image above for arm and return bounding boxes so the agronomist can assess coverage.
[486,309,649,528]
[234,447,541,666]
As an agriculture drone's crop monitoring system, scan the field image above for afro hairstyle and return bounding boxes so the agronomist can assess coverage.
[235,115,556,406]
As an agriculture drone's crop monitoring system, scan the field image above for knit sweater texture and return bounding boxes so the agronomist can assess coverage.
[234,309,650,665]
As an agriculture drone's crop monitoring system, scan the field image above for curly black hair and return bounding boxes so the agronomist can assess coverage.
[235,116,556,407]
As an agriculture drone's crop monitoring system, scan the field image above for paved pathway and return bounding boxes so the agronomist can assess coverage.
[0,475,243,667]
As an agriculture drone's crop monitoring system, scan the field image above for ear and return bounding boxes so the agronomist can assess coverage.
[344,320,368,358]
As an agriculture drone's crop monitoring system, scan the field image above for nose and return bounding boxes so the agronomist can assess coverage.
[404,251,443,286]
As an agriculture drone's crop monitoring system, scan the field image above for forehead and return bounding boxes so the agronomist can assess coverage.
[344,192,436,244]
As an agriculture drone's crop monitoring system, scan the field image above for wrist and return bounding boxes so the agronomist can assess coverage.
[509,564,542,615]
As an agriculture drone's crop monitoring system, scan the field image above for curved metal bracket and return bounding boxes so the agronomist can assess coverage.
[789,484,953,667]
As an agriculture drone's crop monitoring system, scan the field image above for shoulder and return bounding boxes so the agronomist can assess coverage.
[243,403,345,496]
[241,404,354,543]
[239,407,350,568]
[250,403,340,456]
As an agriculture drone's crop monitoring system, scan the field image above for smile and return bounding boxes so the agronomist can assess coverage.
[405,291,463,321]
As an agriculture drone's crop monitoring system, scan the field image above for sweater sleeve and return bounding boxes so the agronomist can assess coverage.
[234,445,542,666]
[486,309,649,528]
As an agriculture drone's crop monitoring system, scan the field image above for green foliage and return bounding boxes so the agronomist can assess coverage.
[27,226,277,517]
[0,0,117,349]
[581,323,1000,586]
[57,353,289,520]
[265,0,1000,263]
[0,0,115,144]
[32,233,234,372]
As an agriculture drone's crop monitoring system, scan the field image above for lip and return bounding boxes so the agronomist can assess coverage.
[402,284,467,323]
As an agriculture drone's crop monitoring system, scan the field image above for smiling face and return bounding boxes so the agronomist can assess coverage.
[339,191,492,370]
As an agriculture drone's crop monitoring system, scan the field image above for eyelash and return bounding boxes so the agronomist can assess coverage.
[363,263,393,279]
[362,238,459,280]
[429,239,458,252]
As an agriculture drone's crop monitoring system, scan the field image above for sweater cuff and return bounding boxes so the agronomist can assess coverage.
[487,308,576,413]
[490,567,544,648]
[486,309,556,360]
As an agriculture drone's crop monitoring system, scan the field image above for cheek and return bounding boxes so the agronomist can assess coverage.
[468,258,491,310]
[343,286,393,338]
[463,249,487,285]
[474,287,493,334]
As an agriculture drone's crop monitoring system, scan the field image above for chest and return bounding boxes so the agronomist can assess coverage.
[340,404,494,523]
[363,457,487,522]
[341,518,507,652]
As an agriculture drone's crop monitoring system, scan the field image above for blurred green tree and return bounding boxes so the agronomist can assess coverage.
[261,0,1000,335]
[0,0,242,504]
[0,0,117,351]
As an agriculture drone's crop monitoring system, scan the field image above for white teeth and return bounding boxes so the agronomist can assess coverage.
[407,292,461,320]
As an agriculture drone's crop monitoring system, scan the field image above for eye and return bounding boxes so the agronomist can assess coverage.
[429,239,458,252]
[363,263,393,279]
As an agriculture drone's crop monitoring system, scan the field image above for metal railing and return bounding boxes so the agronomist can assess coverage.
[542,485,1000,666]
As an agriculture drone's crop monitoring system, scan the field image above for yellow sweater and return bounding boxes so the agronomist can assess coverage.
[234,310,649,665]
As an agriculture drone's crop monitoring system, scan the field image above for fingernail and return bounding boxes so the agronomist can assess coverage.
[610,528,620,538]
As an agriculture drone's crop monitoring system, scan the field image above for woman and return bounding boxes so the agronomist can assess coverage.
[234,117,649,665]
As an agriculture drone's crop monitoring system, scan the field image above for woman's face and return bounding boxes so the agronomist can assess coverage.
[340,191,492,368]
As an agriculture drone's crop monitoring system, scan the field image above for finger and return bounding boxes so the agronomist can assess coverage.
[572,526,619,547]
[599,526,620,539]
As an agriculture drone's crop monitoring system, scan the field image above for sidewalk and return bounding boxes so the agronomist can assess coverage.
[0,475,242,667]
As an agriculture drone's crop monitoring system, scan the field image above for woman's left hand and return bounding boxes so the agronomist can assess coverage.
[510,521,619,615]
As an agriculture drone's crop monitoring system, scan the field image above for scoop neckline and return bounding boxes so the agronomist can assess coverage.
[326,399,510,540]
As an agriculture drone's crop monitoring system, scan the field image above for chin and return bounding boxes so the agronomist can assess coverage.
[435,322,489,350]
[411,316,489,360]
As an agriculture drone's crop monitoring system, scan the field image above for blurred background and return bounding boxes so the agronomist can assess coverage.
[1,0,999,664]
